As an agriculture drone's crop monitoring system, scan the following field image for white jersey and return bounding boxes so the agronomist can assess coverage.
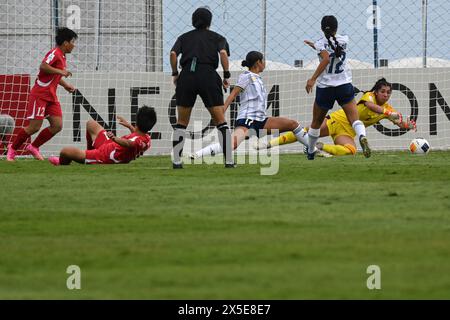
[314,34,352,88]
[235,71,268,121]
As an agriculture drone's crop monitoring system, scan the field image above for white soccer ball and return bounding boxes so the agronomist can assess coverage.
[409,138,430,155]
[0,114,15,136]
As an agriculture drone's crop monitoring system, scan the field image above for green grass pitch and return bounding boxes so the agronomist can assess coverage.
[1,152,450,299]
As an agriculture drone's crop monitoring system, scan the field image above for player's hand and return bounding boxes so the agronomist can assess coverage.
[223,78,230,92]
[405,119,417,131]
[304,40,316,50]
[106,131,116,141]
[172,75,179,87]
[63,83,76,93]
[61,70,72,78]
[305,78,315,94]
[117,116,130,128]
[384,109,402,122]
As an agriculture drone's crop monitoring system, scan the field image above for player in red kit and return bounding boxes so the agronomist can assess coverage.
[7,27,78,161]
[48,106,157,166]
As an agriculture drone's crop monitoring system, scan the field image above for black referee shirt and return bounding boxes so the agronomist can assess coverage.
[171,29,230,70]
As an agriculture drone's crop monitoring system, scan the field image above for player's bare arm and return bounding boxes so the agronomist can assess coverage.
[59,78,75,93]
[223,86,241,112]
[220,49,230,90]
[304,40,316,50]
[117,116,136,133]
[306,50,330,93]
[106,131,135,148]
[170,51,179,86]
[39,62,72,77]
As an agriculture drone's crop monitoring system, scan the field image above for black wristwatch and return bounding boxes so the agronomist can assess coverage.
[172,70,179,76]
[223,71,231,79]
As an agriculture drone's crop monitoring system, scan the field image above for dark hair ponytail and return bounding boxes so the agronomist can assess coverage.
[370,78,392,92]
[321,15,343,58]
[242,51,264,69]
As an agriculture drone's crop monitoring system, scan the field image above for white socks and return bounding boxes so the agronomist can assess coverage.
[307,128,320,153]
[195,143,222,158]
[293,125,308,146]
[352,120,366,138]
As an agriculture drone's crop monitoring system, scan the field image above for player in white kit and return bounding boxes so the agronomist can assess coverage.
[305,15,371,160]
[191,51,308,160]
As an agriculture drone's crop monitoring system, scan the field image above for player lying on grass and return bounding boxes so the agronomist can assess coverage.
[256,78,416,156]
[48,106,156,165]
[190,51,308,160]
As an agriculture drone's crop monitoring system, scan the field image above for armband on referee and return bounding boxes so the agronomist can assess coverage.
[223,71,231,79]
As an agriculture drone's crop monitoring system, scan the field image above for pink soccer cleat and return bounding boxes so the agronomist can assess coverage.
[26,144,44,160]
[48,156,60,166]
[6,144,17,162]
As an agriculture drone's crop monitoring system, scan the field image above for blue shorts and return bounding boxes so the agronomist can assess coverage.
[315,83,355,110]
[235,118,268,137]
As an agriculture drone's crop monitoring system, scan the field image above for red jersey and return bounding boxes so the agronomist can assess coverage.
[30,47,67,102]
[93,132,151,164]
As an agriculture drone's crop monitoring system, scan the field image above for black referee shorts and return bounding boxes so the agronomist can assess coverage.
[176,66,224,108]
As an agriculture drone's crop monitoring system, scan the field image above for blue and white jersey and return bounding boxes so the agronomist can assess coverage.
[235,71,267,121]
[314,34,352,88]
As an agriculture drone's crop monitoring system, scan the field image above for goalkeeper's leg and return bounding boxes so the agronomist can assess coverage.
[266,131,298,148]
[262,118,329,149]
[320,135,356,156]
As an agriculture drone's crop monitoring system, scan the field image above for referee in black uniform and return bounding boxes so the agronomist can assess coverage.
[170,7,233,169]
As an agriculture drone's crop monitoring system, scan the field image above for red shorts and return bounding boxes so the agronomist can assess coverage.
[85,130,115,164]
[26,94,62,120]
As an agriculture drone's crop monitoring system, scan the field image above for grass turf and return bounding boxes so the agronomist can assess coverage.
[0,152,450,299]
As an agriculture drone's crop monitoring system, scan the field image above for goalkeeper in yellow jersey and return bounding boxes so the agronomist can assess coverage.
[256,78,416,156]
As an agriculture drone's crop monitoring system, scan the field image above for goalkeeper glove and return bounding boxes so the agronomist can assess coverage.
[404,119,417,131]
[384,108,402,122]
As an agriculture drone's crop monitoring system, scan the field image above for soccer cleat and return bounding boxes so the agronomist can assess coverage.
[225,163,236,168]
[172,163,183,169]
[48,156,60,166]
[359,136,372,158]
[188,153,200,160]
[306,152,315,160]
[6,144,16,162]
[26,144,44,161]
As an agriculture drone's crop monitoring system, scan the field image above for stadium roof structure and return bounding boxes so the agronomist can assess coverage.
[389,57,450,68]
[218,57,450,72]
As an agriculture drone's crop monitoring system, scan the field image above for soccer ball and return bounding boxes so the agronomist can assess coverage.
[409,138,430,155]
[0,114,15,136]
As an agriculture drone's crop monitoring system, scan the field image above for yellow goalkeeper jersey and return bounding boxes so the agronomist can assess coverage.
[330,91,396,127]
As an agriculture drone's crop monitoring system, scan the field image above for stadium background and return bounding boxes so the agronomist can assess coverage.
[1,0,449,156]
[1,1,450,300]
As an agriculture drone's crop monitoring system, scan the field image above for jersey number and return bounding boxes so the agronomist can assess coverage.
[327,52,346,74]
[37,107,45,117]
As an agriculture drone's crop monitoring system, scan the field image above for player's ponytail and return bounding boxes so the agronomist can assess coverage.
[370,78,392,92]
[242,51,264,69]
[321,15,343,58]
